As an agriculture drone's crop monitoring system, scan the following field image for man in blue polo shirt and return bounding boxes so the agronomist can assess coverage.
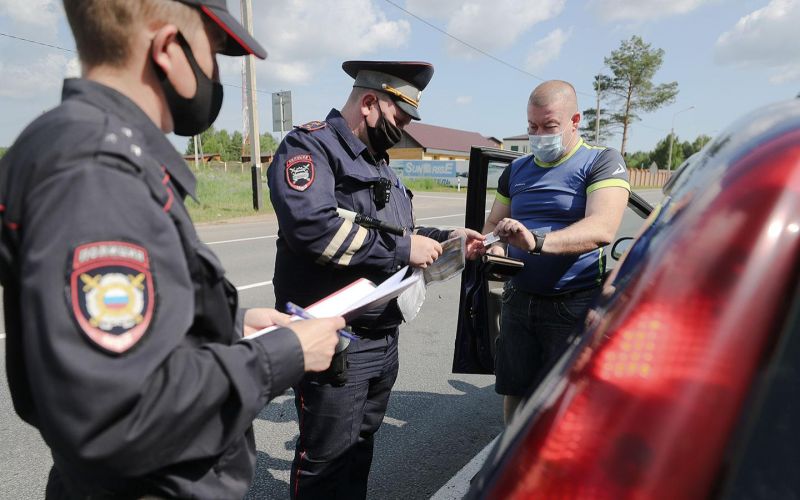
[484,80,630,423]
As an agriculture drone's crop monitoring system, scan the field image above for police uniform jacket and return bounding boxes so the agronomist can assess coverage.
[0,79,304,499]
[268,109,450,330]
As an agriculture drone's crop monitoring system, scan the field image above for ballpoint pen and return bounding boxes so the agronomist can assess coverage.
[285,302,358,340]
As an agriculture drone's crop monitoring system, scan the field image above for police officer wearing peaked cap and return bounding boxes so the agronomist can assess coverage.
[0,1,343,498]
[267,61,485,499]
[342,60,435,120]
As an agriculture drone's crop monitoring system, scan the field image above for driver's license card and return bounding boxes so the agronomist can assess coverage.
[483,232,501,247]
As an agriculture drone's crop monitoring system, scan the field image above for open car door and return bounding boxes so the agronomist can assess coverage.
[453,146,654,374]
[453,147,521,374]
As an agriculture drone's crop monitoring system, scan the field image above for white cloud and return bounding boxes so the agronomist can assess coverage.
[525,28,572,71]
[715,0,800,83]
[455,95,473,105]
[0,0,60,28]
[405,0,566,58]
[589,0,712,22]
[250,0,410,85]
[265,61,313,86]
[0,53,75,98]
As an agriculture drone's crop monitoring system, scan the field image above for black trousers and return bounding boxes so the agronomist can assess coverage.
[290,330,399,499]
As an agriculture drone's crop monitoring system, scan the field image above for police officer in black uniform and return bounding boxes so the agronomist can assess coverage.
[267,61,485,499]
[0,1,342,498]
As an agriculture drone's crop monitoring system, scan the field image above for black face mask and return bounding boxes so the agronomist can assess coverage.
[365,101,403,153]
[153,32,223,137]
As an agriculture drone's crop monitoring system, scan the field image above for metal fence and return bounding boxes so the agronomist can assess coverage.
[187,160,255,173]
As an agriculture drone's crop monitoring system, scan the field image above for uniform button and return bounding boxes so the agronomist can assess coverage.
[130,144,142,157]
[121,127,133,138]
[396,265,401,270]
[104,133,118,144]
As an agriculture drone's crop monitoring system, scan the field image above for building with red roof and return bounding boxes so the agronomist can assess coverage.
[390,122,501,162]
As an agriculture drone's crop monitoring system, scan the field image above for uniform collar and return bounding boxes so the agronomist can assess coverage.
[61,78,197,199]
[326,108,389,165]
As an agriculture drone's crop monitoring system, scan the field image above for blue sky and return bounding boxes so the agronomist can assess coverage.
[1,0,798,155]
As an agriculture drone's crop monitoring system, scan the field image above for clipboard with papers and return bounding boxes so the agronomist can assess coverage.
[246,265,419,339]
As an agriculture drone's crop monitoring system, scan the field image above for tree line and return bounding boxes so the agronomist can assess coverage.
[625,133,711,170]
[579,35,699,170]
[184,127,279,162]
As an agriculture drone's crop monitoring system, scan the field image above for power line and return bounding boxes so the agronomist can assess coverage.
[0,31,273,96]
[381,0,595,99]
[0,32,75,53]
[381,1,544,82]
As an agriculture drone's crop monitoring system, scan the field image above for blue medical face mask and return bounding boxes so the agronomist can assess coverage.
[529,129,566,163]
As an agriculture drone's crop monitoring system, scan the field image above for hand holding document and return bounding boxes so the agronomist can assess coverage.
[246,265,420,339]
[422,235,466,284]
[285,302,357,340]
[249,235,474,339]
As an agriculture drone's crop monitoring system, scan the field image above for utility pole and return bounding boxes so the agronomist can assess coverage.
[279,92,285,141]
[241,0,262,210]
[667,105,694,170]
[594,90,601,143]
[193,135,200,169]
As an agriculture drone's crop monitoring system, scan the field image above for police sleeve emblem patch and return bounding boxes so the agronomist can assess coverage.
[69,241,155,354]
[286,154,315,192]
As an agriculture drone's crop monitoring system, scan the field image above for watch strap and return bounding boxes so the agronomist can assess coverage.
[529,231,546,255]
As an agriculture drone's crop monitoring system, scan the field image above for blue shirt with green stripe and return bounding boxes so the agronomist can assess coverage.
[496,138,630,295]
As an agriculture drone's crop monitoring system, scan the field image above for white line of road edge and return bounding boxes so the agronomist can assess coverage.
[430,434,499,500]
[236,281,272,291]
[206,212,480,246]
[416,213,467,222]
[207,235,277,246]
[0,333,5,340]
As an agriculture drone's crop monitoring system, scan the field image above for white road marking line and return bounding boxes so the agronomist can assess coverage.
[207,235,277,246]
[382,416,408,428]
[417,210,490,222]
[0,333,5,340]
[236,281,272,291]
[412,194,465,200]
[416,213,464,221]
[207,210,490,245]
[431,435,499,500]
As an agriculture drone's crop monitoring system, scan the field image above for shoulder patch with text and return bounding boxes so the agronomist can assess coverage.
[69,241,154,354]
[295,120,326,132]
[286,154,315,192]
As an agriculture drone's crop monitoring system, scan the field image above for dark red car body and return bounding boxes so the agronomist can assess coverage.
[464,99,800,499]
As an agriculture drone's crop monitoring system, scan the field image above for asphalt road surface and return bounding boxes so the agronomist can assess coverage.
[0,189,663,500]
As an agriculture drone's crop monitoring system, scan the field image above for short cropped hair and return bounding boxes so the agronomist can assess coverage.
[529,80,578,112]
[63,0,203,68]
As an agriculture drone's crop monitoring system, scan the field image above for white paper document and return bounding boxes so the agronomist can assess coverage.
[246,266,419,339]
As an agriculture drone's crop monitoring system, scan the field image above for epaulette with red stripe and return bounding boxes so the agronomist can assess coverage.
[294,120,327,132]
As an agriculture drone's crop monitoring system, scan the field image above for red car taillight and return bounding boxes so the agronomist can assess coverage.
[487,131,800,500]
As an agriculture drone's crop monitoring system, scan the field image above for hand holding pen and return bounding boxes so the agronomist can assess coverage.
[285,302,358,340]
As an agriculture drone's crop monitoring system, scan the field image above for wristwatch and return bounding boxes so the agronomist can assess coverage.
[528,231,546,255]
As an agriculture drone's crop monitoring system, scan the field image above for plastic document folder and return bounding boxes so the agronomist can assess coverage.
[247,265,419,339]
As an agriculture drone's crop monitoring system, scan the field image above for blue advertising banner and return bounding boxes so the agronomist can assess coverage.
[399,160,458,178]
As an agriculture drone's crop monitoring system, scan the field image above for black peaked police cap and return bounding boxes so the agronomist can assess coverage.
[343,61,434,120]
[174,0,267,59]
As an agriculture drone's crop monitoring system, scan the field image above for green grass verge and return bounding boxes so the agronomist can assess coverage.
[185,168,272,223]
[185,168,666,224]
[185,168,473,223]
[403,178,466,193]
